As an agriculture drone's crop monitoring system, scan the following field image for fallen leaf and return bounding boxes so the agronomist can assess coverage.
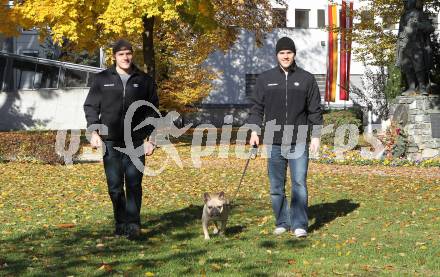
[57,223,75,229]
[210,263,221,271]
[97,263,112,272]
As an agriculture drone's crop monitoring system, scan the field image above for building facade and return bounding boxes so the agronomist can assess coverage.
[0,0,439,129]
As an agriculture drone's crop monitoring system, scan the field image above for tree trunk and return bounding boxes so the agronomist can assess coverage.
[142,16,155,79]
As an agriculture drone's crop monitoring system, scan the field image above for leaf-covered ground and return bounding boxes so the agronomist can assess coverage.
[0,144,439,276]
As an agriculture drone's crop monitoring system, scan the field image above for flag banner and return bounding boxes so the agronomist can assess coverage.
[344,0,354,101]
[339,0,348,100]
[325,3,338,102]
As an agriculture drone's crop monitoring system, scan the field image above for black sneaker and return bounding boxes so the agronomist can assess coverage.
[126,223,141,240]
[114,224,126,237]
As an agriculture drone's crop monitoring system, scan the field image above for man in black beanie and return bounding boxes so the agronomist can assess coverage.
[84,39,159,239]
[248,36,323,238]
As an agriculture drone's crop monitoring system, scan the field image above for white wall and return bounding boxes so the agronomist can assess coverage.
[203,0,368,106]
[0,88,88,130]
[202,0,440,107]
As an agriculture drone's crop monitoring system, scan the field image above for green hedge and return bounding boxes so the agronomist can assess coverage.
[321,108,363,146]
[0,131,64,164]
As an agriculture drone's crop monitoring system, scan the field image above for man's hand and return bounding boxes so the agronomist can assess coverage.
[249,131,259,147]
[309,137,320,156]
[90,132,102,149]
[144,141,156,156]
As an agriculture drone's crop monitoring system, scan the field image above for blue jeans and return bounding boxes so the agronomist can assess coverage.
[267,144,309,231]
[103,140,145,227]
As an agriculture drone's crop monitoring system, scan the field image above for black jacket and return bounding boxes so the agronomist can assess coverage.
[247,64,323,145]
[84,65,159,141]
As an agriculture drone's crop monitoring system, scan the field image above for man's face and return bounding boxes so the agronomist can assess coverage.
[277,50,295,69]
[113,49,133,70]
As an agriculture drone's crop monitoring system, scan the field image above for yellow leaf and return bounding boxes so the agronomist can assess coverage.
[210,263,221,271]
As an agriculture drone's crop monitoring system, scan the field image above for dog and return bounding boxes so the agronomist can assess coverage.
[202,192,230,240]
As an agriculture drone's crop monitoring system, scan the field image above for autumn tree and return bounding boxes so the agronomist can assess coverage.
[1,0,285,111]
[349,0,440,102]
[353,0,440,67]
[0,0,20,37]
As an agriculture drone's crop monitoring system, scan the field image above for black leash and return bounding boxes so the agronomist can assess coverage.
[230,144,258,204]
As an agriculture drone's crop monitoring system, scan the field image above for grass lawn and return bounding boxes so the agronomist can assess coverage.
[0,144,439,276]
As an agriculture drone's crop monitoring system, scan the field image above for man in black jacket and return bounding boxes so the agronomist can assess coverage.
[248,37,323,238]
[84,39,159,239]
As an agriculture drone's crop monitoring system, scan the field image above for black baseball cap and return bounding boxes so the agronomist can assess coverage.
[112,39,133,54]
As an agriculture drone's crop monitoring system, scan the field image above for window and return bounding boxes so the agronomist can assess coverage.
[65,69,87,87]
[21,50,39,57]
[295,9,310,29]
[245,74,259,98]
[34,64,59,89]
[12,60,36,89]
[272,8,287,28]
[21,27,38,33]
[0,57,6,90]
[317,9,326,28]
[87,73,96,87]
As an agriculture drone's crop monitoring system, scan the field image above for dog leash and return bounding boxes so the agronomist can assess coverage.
[230,144,258,204]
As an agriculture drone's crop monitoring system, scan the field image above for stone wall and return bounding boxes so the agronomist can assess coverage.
[390,95,440,160]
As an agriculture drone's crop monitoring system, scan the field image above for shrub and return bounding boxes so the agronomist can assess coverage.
[0,131,65,164]
[321,108,363,146]
[384,64,402,100]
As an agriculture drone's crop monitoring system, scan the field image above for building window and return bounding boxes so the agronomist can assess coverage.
[0,57,6,91]
[21,50,39,57]
[272,8,287,28]
[87,73,96,87]
[295,9,310,29]
[65,69,88,87]
[317,9,326,28]
[245,74,259,98]
[12,60,36,89]
[34,64,59,89]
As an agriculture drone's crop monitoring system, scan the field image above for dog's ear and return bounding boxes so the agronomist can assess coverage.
[218,191,225,200]
[203,192,211,203]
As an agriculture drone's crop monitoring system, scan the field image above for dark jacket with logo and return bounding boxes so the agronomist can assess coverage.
[247,64,323,145]
[83,65,159,141]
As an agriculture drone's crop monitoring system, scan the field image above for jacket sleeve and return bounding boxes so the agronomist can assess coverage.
[247,75,265,129]
[306,76,323,138]
[83,77,101,130]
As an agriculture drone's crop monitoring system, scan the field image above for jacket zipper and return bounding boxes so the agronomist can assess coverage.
[285,73,288,124]
[117,73,134,137]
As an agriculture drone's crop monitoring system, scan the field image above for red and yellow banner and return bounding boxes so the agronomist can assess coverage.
[326,1,353,103]
[325,4,338,102]
[344,0,354,101]
[340,0,353,101]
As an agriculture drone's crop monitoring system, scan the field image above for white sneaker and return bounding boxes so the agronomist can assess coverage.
[294,228,307,238]
[273,227,287,235]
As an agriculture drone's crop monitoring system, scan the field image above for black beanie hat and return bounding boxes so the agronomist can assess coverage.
[275,37,296,54]
[112,39,133,54]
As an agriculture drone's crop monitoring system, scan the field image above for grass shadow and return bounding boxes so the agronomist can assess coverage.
[308,199,360,232]
[142,204,202,239]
